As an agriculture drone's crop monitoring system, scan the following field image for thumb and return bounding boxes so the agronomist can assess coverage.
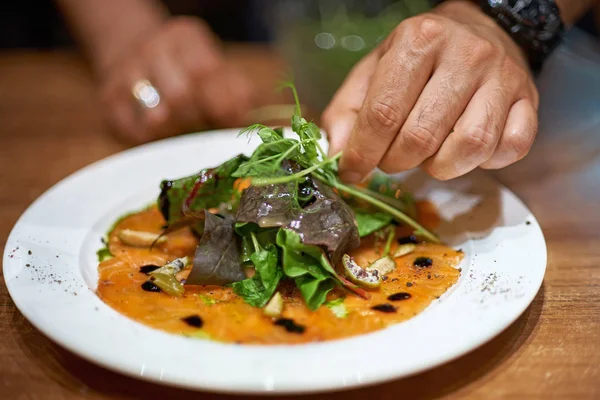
[322,110,357,157]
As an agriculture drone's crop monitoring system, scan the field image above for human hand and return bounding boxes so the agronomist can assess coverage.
[100,16,254,143]
[323,0,539,182]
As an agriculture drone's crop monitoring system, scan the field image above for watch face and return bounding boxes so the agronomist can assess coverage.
[481,0,564,63]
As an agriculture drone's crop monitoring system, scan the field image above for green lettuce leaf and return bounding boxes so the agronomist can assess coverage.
[276,229,338,310]
[232,242,283,307]
[355,212,393,237]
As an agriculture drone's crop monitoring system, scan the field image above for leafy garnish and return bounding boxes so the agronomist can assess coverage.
[152,81,440,313]
[158,154,247,234]
[236,175,359,264]
[186,211,246,285]
[325,297,349,318]
[232,233,283,307]
[276,229,338,310]
[234,83,439,244]
[354,212,393,237]
[96,247,113,262]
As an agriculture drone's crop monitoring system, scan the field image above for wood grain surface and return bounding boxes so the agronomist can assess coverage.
[1,47,598,399]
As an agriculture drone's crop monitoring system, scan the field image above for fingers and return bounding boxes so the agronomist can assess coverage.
[421,77,516,180]
[378,62,478,173]
[338,17,445,183]
[480,97,538,169]
[100,16,256,143]
[322,50,381,156]
[148,38,199,134]
[101,65,150,144]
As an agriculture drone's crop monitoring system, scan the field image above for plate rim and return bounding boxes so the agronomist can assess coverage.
[2,129,547,394]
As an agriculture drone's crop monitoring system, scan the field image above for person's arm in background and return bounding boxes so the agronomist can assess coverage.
[55,0,254,143]
[323,0,600,183]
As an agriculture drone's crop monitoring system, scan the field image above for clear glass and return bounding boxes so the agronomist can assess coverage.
[269,0,431,111]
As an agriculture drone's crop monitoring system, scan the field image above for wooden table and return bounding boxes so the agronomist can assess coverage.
[1,45,599,399]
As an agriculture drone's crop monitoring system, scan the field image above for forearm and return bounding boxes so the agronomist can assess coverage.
[55,0,168,73]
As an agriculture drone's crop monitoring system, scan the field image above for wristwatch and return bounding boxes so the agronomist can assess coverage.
[479,0,564,71]
[431,0,565,71]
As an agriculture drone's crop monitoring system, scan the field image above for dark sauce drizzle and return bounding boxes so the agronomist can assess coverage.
[398,235,419,244]
[274,318,306,334]
[139,265,160,275]
[158,180,173,220]
[371,303,397,313]
[387,292,412,301]
[182,315,204,328]
[414,257,433,268]
[141,281,161,292]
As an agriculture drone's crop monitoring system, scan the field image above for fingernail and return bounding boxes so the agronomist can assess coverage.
[340,171,363,184]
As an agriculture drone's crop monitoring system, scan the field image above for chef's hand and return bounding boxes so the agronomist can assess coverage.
[100,17,254,143]
[323,0,539,182]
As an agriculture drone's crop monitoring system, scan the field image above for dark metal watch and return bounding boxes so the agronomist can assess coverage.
[478,0,565,71]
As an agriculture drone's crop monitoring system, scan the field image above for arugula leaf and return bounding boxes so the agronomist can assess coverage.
[158,154,246,233]
[355,212,393,237]
[186,211,246,285]
[232,240,283,307]
[276,229,339,310]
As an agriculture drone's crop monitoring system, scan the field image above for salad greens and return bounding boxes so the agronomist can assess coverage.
[186,211,246,285]
[156,83,439,311]
[232,233,283,307]
[158,155,247,234]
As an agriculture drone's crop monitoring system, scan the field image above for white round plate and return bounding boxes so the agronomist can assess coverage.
[3,129,546,394]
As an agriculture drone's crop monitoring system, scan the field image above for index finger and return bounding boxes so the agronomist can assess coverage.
[322,49,380,156]
[338,19,440,183]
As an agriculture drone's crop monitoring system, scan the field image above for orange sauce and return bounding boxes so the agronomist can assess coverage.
[97,204,462,344]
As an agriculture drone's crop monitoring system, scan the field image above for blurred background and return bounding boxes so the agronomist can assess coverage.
[2,0,597,112]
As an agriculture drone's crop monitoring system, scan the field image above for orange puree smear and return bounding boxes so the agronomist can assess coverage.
[97,204,462,344]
